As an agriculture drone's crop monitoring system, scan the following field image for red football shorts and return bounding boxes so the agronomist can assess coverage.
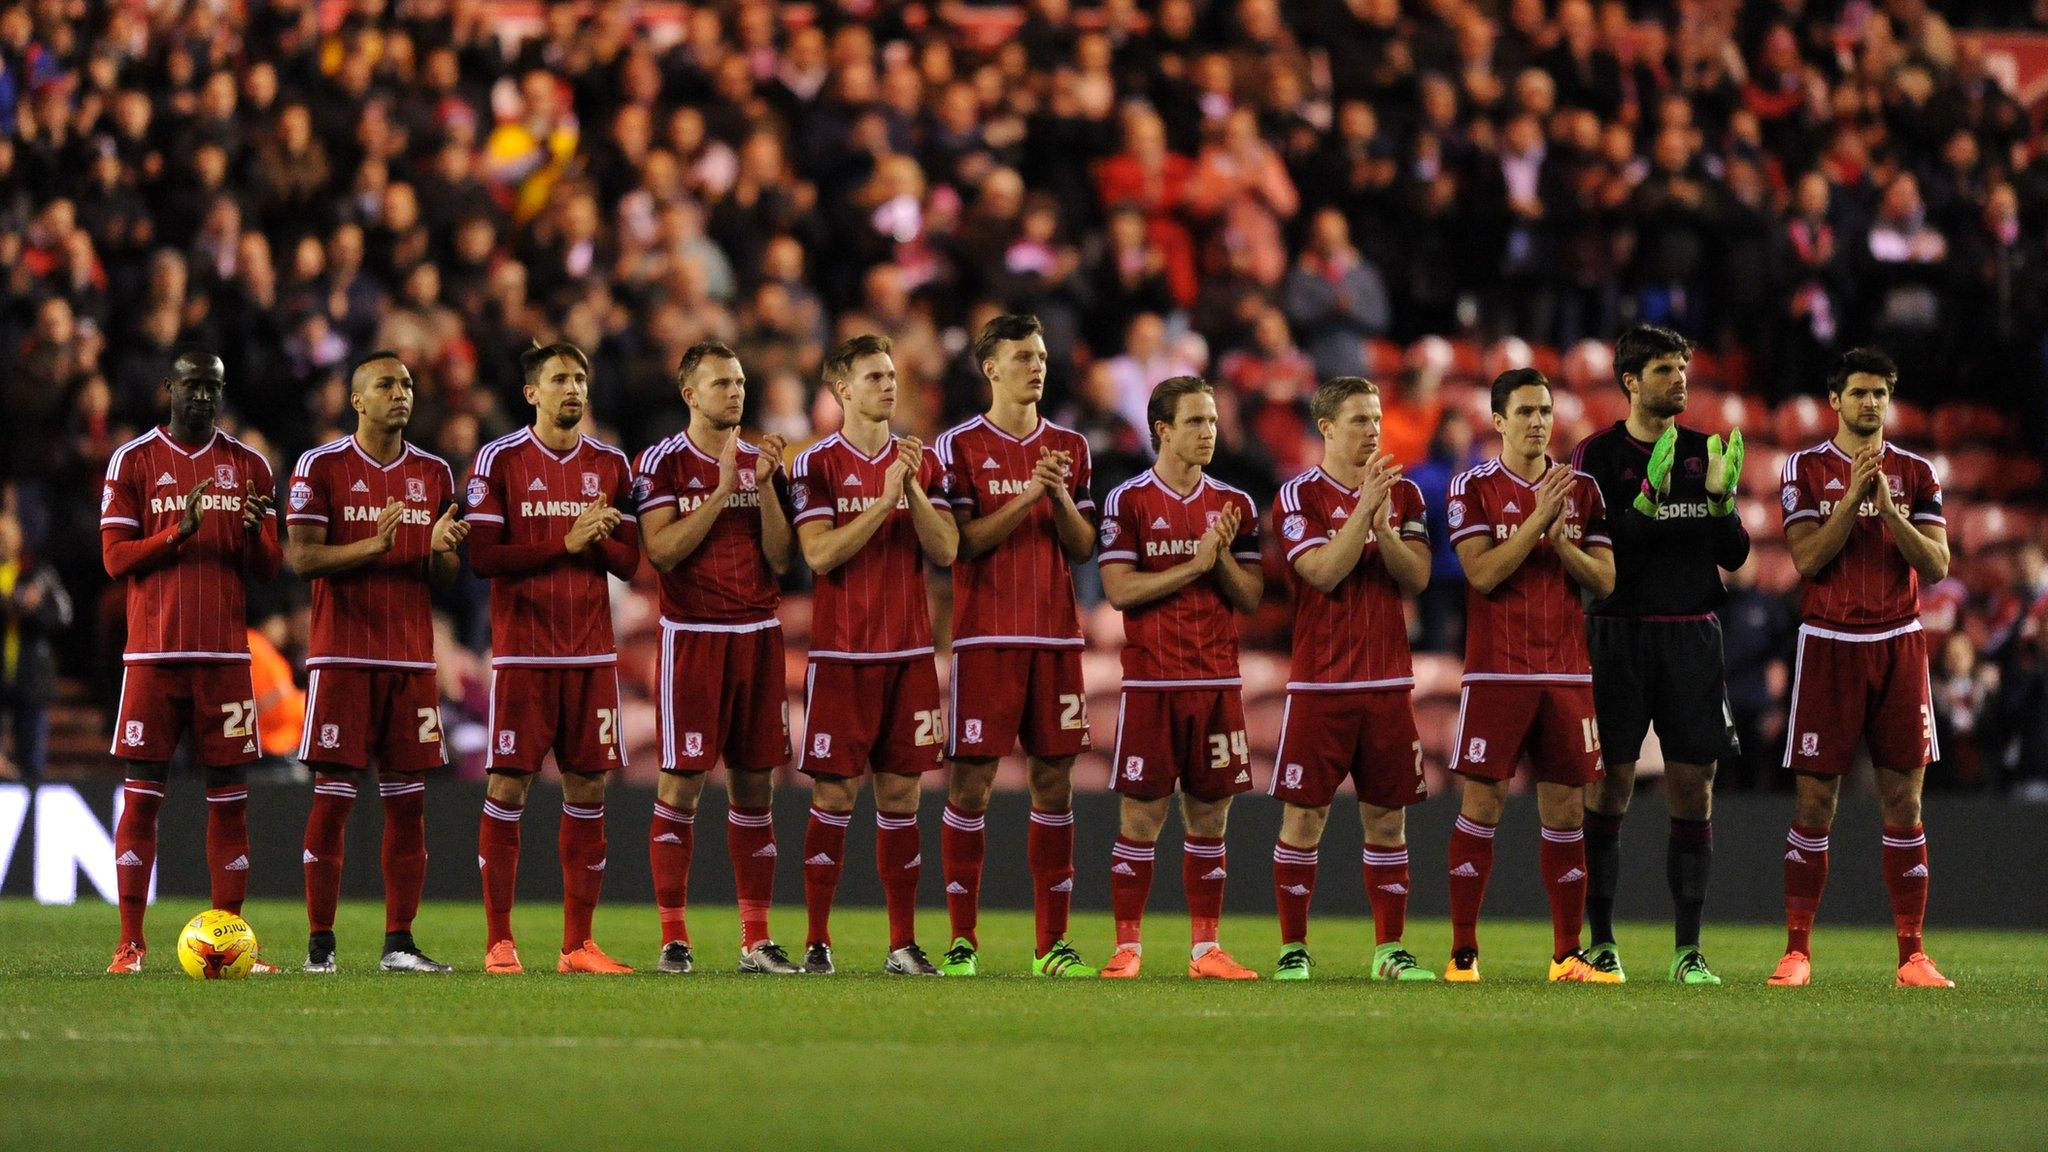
[1110,687,1253,802]
[485,665,626,775]
[1270,689,1426,809]
[1783,624,1935,776]
[299,666,445,772]
[1448,679,1604,786]
[110,662,261,768]
[798,658,945,779]
[657,620,790,774]
[947,646,1090,760]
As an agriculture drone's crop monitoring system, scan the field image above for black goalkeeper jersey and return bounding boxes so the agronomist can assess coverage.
[1569,420,1750,618]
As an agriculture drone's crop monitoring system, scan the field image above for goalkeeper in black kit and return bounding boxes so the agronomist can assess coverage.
[1567,326,1749,984]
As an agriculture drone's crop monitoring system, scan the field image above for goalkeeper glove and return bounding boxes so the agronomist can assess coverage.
[1632,425,1679,518]
[1705,428,1743,516]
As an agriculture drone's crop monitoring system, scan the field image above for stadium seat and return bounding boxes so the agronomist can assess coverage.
[1886,399,1931,443]
[1773,396,1832,446]
[1932,403,2019,450]
[1365,338,1404,383]
[1944,449,1996,497]
[1740,496,1779,541]
[1955,502,2028,555]
[1752,543,1800,593]
[1710,393,1771,438]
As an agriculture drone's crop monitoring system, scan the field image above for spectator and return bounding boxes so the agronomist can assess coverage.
[1408,408,1482,653]
[1282,207,1388,379]
[1103,312,1200,446]
[0,506,70,784]
[1216,306,1318,476]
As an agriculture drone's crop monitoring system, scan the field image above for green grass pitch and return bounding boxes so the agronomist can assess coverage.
[4,899,2045,1151]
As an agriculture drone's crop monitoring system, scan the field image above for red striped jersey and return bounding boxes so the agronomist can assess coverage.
[788,433,949,662]
[1446,458,1610,682]
[1277,467,1428,690]
[935,415,1095,649]
[100,427,281,663]
[1097,469,1261,688]
[634,430,783,626]
[465,428,637,667]
[1779,440,1944,632]
[288,437,454,669]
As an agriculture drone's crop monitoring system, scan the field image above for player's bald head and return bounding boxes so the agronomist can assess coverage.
[168,346,226,386]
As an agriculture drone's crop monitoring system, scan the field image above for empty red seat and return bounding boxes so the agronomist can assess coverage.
[1773,396,1832,446]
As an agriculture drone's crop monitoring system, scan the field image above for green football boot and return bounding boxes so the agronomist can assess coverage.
[1669,946,1722,985]
[1583,940,1628,982]
[937,936,979,976]
[1274,945,1313,981]
[1371,941,1438,981]
[1031,940,1097,978]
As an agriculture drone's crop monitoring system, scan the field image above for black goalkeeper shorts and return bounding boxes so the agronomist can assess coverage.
[1586,615,1740,767]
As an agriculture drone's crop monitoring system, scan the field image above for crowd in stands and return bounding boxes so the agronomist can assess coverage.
[1,0,2046,794]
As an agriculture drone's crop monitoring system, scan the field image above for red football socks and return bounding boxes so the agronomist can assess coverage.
[941,803,985,949]
[479,797,523,946]
[1882,824,1930,964]
[379,778,427,936]
[114,779,163,945]
[802,806,849,947]
[875,810,922,951]
[727,806,777,950]
[204,784,250,914]
[1272,841,1318,945]
[303,777,355,934]
[1783,824,1830,956]
[649,800,695,946]
[1110,835,1155,947]
[1183,835,1227,948]
[1027,807,1075,955]
[1540,825,1589,961]
[1363,843,1411,945]
[1448,814,1496,954]
[559,803,607,951]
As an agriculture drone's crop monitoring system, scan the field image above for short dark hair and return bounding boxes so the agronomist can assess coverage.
[1827,346,1898,396]
[1146,375,1213,450]
[973,313,1044,374]
[1613,324,1692,396]
[1490,367,1551,414]
[676,340,739,388]
[1310,377,1379,426]
[348,349,406,392]
[168,344,225,383]
[520,340,589,385]
[823,333,893,391]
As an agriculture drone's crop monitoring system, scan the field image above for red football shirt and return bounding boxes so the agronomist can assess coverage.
[936,415,1094,649]
[788,433,949,662]
[287,437,455,670]
[1097,469,1261,688]
[464,428,639,667]
[1446,458,1610,682]
[100,427,281,663]
[1277,467,1428,690]
[634,430,783,627]
[1779,440,1944,632]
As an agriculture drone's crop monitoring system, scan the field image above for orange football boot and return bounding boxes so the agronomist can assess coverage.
[1188,947,1259,980]
[558,940,634,974]
[1099,945,1143,979]
[1896,953,1954,988]
[1766,951,1812,986]
[107,942,145,974]
[485,940,524,974]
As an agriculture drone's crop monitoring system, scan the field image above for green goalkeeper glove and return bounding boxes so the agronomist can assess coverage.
[1706,428,1743,516]
[1632,425,1679,518]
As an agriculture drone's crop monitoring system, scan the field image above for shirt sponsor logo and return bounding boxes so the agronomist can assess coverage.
[836,495,910,514]
[1144,538,1202,558]
[1653,502,1712,520]
[343,504,433,525]
[521,500,599,518]
[149,492,243,516]
[986,479,1034,496]
[680,491,759,513]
